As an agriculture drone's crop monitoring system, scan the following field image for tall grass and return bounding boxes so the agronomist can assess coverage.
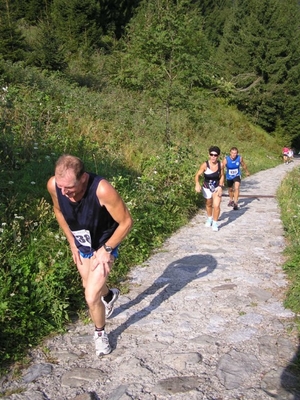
[278,167,300,317]
[277,166,300,376]
[0,62,282,373]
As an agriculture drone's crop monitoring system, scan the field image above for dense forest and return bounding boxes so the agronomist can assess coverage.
[1,0,300,147]
[1,0,300,369]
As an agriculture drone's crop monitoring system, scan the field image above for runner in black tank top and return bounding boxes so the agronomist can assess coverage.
[195,146,224,231]
[47,155,133,356]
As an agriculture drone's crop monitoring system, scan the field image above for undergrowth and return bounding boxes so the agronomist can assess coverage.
[278,167,300,316]
[0,63,282,374]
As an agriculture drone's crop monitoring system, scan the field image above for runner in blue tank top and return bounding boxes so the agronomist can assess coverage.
[47,155,133,356]
[222,147,250,210]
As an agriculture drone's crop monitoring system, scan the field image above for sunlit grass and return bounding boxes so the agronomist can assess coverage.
[0,64,283,373]
[278,167,300,315]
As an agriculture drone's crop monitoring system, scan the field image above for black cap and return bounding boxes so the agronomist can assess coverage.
[209,146,220,155]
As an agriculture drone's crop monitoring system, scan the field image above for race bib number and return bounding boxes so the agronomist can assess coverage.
[71,229,91,249]
[229,168,238,176]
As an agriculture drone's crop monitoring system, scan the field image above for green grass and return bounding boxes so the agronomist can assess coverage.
[277,167,300,379]
[278,167,300,315]
[0,61,284,374]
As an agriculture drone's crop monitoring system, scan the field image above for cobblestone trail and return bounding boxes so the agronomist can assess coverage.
[1,161,300,400]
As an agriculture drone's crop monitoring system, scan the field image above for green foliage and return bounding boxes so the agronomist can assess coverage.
[214,0,300,140]
[278,167,300,314]
[27,19,68,71]
[7,0,47,23]
[0,0,299,376]
[0,0,27,62]
[97,0,141,39]
[0,198,83,365]
[50,0,102,54]
[22,0,48,23]
[2,0,300,147]
[0,45,282,372]
[197,0,233,46]
[112,0,212,142]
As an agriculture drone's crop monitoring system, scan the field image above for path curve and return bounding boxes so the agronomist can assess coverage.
[2,161,300,400]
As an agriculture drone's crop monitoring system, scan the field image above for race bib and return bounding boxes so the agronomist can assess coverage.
[229,169,238,176]
[71,229,91,249]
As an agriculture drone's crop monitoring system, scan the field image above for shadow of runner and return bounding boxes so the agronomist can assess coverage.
[240,179,261,191]
[219,198,256,229]
[109,254,217,346]
[281,338,300,400]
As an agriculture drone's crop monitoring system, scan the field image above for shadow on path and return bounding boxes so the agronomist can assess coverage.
[219,197,256,229]
[281,337,300,400]
[240,179,261,192]
[110,254,217,347]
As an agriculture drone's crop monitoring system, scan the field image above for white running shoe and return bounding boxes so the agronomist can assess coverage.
[205,218,213,227]
[212,221,219,232]
[102,288,120,318]
[94,330,111,356]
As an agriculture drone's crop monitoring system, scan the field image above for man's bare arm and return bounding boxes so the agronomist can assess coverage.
[47,176,81,264]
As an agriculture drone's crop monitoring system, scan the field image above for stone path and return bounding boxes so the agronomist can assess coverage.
[2,161,300,400]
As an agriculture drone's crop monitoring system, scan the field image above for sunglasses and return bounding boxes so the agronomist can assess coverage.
[210,153,219,157]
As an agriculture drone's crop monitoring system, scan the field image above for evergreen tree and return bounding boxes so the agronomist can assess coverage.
[215,0,300,137]
[0,0,26,62]
[7,0,50,22]
[50,0,102,54]
[28,18,67,71]
[114,0,212,143]
[197,0,233,46]
[24,0,51,23]
[98,0,141,38]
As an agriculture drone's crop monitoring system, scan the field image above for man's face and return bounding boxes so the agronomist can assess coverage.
[230,150,238,160]
[55,170,82,199]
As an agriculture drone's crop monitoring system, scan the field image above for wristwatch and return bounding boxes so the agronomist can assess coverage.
[104,244,113,253]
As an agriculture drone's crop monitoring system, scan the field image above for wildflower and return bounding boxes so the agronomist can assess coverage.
[8,181,14,185]
[31,181,36,185]
[2,222,7,226]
